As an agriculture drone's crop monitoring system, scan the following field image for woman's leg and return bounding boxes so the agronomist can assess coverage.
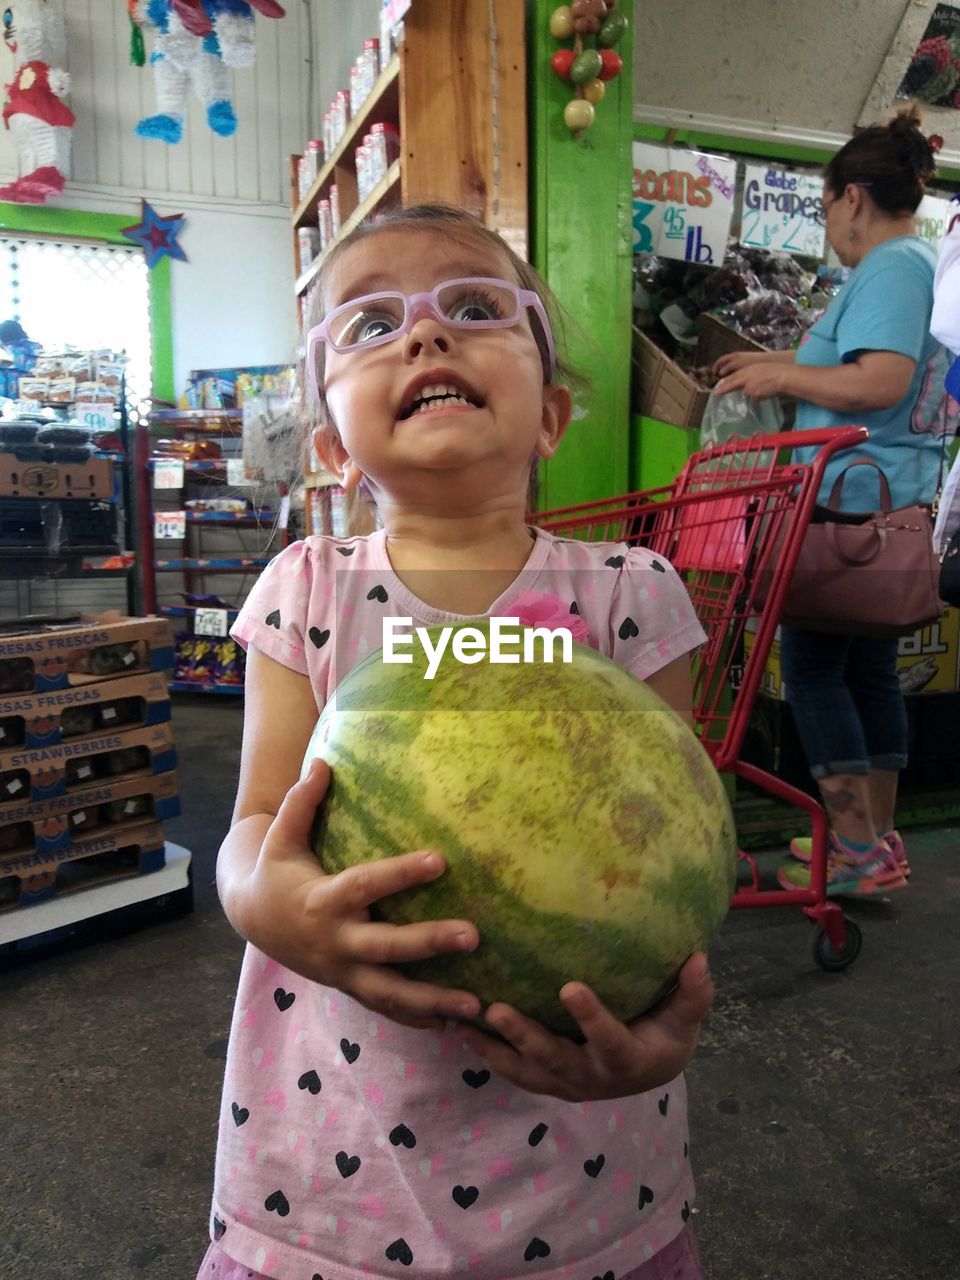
[779,625,879,843]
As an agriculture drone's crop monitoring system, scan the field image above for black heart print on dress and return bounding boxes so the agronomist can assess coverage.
[618,617,639,640]
[336,546,355,556]
[528,1122,549,1146]
[308,627,330,649]
[638,1185,654,1209]
[389,1123,416,1148]
[651,560,666,573]
[230,1102,249,1126]
[273,988,295,1011]
[658,1092,670,1115]
[452,1184,479,1208]
[336,1150,361,1178]
[462,1068,490,1088]
[605,555,625,568]
[524,1237,551,1261]
[298,1070,322,1095]
[265,609,281,628]
[264,1189,289,1216]
[592,1273,614,1280]
[583,1154,605,1178]
[340,1038,361,1064]
[385,1238,413,1266]
[367,585,388,603]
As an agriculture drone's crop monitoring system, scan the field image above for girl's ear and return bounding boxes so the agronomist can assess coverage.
[312,428,364,491]
[536,382,573,460]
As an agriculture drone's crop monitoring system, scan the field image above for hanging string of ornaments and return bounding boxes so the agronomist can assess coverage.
[550,0,627,137]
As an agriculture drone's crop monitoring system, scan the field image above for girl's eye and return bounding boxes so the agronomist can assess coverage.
[447,290,505,323]
[337,308,400,345]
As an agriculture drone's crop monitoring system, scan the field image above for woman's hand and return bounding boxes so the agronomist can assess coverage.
[453,953,715,1101]
[713,351,772,379]
[237,759,484,1031]
[714,360,787,401]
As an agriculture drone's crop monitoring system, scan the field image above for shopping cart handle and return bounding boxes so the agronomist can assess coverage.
[751,425,869,454]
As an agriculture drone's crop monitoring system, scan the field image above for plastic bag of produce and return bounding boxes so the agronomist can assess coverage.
[700,388,783,449]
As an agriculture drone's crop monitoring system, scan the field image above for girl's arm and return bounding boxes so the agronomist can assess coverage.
[715,348,915,412]
[644,653,694,729]
[217,644,483,1029]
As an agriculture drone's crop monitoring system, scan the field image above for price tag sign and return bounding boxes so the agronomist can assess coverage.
[194,607,230,638]
[154,510,186,540]
[227,457,251,486]
[154,459,185,490]
[739,165,826,258]
[633,142,737,267]
[75,402,113,431]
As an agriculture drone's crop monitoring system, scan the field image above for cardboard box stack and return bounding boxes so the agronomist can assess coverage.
[0,614,179,913]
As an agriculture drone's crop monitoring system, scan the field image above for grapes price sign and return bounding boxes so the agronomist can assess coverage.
[739,165,825,258]
[632,142,737,268]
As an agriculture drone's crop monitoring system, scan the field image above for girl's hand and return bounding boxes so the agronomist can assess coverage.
[714,361,787,401]
[243,760,484,1031]
[453,953,714,1101]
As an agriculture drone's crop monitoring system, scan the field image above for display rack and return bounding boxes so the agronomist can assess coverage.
[291,0,528,323]
[0,389,136,614]
[135,409,289,695]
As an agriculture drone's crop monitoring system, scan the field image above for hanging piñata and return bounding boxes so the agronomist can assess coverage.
[130,0,285,144]
[0,0,75,204]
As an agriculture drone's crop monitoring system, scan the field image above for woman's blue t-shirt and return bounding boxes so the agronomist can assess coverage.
[793,236,946,511]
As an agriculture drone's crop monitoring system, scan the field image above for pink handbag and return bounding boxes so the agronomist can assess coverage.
[781,459,942,637]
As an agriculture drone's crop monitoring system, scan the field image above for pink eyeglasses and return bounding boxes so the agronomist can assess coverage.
[305,276,557,402]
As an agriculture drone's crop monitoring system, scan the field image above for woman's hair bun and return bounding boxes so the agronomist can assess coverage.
[886,103,937,182]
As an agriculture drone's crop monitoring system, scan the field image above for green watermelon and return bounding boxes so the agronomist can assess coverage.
[306,622,736,1037]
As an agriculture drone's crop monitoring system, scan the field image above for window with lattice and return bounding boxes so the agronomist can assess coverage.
[0,237,151,422]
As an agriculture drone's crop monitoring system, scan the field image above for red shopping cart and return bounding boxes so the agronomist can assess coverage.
[534,425,870,971]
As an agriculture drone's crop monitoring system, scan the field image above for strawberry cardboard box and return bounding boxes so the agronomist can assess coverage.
[0,671,171,750]
[0,820,168,912]
[0,722,177,805]
[0,613,174,695]
[0,770,180,860]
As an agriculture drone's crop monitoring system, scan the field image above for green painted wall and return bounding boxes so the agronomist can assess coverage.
[527,0,634,511]
[0,202,174,402]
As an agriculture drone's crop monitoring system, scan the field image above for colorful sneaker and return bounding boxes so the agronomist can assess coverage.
[789,830,910,879]
[777,833,908,896]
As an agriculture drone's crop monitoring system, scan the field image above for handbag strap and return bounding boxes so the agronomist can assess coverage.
[824,459,893,512]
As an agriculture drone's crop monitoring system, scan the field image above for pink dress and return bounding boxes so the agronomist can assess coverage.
[200,528,708,1280]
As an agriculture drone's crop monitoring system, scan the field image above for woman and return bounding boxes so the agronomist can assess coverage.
[715,105,946,895]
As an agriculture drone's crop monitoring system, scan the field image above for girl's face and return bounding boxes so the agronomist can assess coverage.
[316,228,571,502]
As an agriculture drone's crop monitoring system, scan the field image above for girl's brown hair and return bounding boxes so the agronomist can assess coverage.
[824,102,937,215]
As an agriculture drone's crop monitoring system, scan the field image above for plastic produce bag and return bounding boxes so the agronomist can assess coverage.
[700,388,783,449]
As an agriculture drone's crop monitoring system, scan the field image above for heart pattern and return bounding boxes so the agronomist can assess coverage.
[264,1189,290,1216]
[336,546,355,556]
[604,555,625,568]
[638,1184,654,1209]
[265,609,281,628]
[367,585,388,603]
[231,1102,249,1126]
[340,1038,361,1064]
[651,560,666,573]
[389,1123,416,1149]
[461,1068,490,1089]
[524,1237,551,1261]
[583,1154,605,1178]
[336,1151,361,1178]
[452,1184,479,1209]
[385,1238,413,1266]
[528,1122,549,1146]
[273,988,295,1012]
[298,1070,322,1095]
[308,627,330,649]
[658,1093,670,1116]
[618,616,640,640]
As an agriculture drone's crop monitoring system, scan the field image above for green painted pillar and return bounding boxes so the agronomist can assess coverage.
[526,0,634,509]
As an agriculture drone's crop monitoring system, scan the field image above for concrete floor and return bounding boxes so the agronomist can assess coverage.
[1,696,958,1280]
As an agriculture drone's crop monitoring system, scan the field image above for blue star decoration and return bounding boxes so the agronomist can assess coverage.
[121,200,188,268]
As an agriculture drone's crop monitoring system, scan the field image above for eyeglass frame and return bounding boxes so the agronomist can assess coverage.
[811,180,874,227]
[305,276,558,403]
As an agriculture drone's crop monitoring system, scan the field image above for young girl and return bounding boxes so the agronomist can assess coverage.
[198,204,715,1280]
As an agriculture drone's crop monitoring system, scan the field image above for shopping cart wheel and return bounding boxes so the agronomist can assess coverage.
[811,918,863,972]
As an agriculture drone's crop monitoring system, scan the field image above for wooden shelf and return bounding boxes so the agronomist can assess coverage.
[296,160,402,296]
[293,57,401,230]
